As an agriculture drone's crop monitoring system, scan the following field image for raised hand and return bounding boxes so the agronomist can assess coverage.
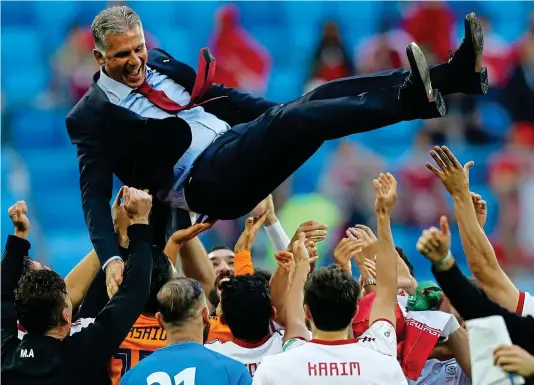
[8,201,30,239]
[290,220,328,245]
[275,250,294,273]
[292,232,317,269]
[373,173,397,213]
[494,344,534,378]
[170,221,214,247]
[416,216,451,263]
[121,187,153,224]
[347,225,377,263]
[235,211,269,253]
[426,146,473,197]
[333,238,363,268]
[470,192,487,229]
[251,194,278,226]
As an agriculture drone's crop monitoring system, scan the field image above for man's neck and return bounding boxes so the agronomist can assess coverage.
[45,328,68,340]
[312,328,351,341]
[166,327,203,346]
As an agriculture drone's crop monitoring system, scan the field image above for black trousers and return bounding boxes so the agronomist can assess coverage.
[184,63,464,220]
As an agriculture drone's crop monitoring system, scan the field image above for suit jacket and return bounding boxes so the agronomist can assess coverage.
[66,48,277,265]
[1,226,152,385]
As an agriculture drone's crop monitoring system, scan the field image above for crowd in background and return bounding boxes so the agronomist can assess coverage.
[1,1,534,292]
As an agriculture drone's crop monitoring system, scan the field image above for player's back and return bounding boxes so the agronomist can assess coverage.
[253,320,408,385]
[253,340,406,385]
[205,330,284,376]
[120,342,252,385]
[109,314,167,385]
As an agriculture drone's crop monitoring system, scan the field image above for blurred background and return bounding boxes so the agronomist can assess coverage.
[1,1,534,291]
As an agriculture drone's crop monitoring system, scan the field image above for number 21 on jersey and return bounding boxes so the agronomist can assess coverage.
[147,367,196,385]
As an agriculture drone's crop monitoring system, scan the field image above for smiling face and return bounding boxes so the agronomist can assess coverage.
[209,249,235,299]
[93,26,147,88]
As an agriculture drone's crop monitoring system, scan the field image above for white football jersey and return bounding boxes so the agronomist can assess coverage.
[517,291,534,317]
[205,330,285,377]
[408,359,471,385]
[253,320,408,385]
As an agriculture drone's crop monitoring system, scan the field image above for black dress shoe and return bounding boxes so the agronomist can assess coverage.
[448,12,489,94]
[400,42,447,119]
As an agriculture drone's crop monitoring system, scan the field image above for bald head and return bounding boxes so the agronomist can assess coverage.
[157,278,205,328]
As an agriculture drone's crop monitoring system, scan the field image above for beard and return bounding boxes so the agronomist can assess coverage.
[208,287,220,311]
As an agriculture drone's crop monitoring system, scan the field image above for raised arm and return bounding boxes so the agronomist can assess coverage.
[67,188,153,365]
[65,249,101,309]
[283,233,315,343]
[416,220,534,354]
[165,222,215,294]
[425,146,520,313]
[1,202,31,344]
[370,173,399,327]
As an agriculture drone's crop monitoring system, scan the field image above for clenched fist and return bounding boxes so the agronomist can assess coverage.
[416,216,451,263]
[121,187,152,224]
[8,201,30,239]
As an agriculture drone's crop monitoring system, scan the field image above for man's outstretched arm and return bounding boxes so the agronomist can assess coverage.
[425,146,521,313]
[66,116,121,268]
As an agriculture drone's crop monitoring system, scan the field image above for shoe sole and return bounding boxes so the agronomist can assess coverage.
[407,43,447,117]
[465,12,484,73]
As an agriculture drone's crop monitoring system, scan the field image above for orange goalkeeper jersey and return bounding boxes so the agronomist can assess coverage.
[108,314,167,385]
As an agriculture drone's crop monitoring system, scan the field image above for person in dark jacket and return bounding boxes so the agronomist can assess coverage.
[1,188,153,385]
[67,6,489,306]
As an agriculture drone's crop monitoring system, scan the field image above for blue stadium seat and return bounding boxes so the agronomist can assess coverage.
[130,2,177,32]
[12,109,68,150]
[21,148,80,193]
[153,27,197,68]
[46,231,93,277]
[2,67,48,106]
[0,1,36,26]
[1,28,42,69]
[265,67,302,103]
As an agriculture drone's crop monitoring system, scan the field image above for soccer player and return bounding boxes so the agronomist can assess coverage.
[120,277,251,385]
[205,274,286,377]
[253,173,408,384]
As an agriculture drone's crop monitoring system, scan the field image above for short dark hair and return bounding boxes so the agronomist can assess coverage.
[157,278,204,327]
[221,274,271,341]
[304,265,361,332]
[254,267,272,283]
[145,248,173,313]
[396,246,415,278]
[15,270,68,334]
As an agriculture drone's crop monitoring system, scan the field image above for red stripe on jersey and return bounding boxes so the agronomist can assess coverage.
[516,291,526,316]
[309,339,357,346]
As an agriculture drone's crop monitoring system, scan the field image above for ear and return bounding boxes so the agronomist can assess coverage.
[304,304,312,321]
[270,305,277,321]
[202,307,210,325]
[93,49,106,66]
[62,308,70,325]
[155,312,164,328]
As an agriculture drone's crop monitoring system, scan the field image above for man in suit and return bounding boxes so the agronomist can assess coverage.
[67,6,488,294]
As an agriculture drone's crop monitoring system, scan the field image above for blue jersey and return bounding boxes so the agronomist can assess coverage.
[120,342,252,385]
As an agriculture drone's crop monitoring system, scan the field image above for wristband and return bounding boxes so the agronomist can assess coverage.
[362,278,376,288]
[432,250,453,268]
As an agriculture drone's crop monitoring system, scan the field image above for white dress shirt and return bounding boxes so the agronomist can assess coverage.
[97,66,231,210]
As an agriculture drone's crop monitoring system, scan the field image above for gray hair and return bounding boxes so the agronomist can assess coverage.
[91,6,142,55]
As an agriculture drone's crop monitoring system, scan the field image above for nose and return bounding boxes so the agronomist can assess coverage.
[127,54,142,69]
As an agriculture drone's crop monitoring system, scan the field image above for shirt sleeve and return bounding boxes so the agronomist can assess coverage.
[251,359,270,385]
[356,319,397,357]
[235,250,254,276]
[390,362,409,385]
[517,292,534,317]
